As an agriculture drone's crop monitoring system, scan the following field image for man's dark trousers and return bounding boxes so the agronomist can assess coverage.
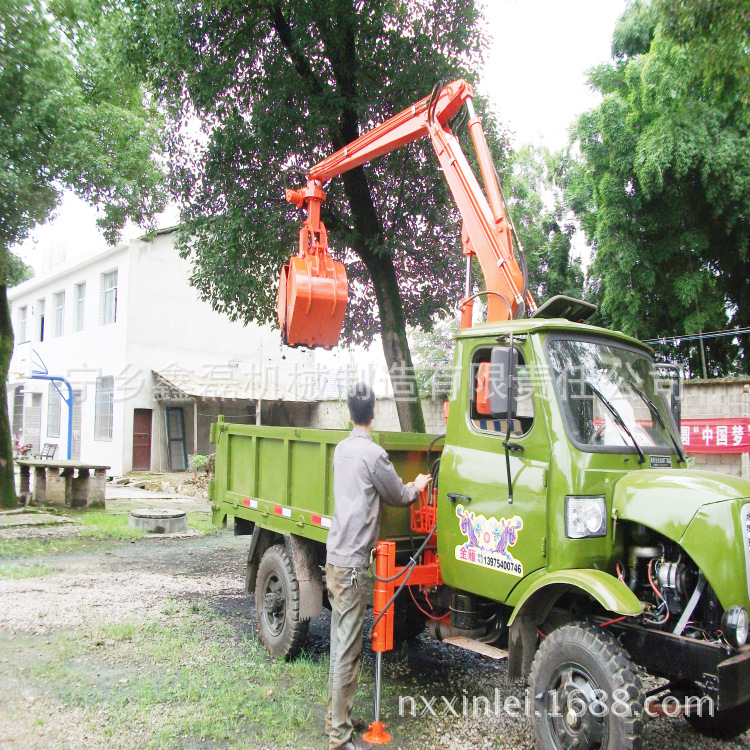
[325,563,369,749]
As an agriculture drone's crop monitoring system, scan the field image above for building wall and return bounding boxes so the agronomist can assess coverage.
[8,231,313,475]
[8,244,131,473]
[681,378,750,479]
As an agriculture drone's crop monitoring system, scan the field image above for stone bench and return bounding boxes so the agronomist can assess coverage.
[16,460,111,509]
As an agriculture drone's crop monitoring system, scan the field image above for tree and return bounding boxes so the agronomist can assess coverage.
[0,0,166,506]
[408,316,460,399]
[127,0,507,433]
[566,0,750,376]
[510,144,584,303]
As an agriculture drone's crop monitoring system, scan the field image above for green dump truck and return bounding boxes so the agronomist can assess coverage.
[210,316,750,750]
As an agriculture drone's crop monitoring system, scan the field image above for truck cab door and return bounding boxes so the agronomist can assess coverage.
[437,342,550,602]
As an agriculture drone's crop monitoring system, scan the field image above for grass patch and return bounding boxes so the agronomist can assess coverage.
[0,561,57,578]
[187,512,219,534]
[0,510,145,560]
[34,605,328,748]
[76,511,146,540]
[0,536,108,559]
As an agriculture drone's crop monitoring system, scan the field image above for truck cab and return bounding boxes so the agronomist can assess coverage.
[437,318,750,747]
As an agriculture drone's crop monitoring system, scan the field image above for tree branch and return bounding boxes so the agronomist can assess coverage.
[268,3,326,99]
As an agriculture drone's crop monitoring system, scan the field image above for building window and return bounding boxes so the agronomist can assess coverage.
[54,291,65,338]
[17,306,27,343]
[100,270,118,325]
[47,383,61,438]
[36,298,46,341]
[75,282,86,332]
[12,385,24,439]
[94,376,114,441]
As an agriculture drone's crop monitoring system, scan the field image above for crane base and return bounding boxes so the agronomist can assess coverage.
[362,721,391,745]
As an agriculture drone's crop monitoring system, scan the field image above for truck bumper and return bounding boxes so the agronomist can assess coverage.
[717,647,750,710]
[607,621,750,710]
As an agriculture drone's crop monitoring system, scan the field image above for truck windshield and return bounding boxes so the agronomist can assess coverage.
[546,338,681,455]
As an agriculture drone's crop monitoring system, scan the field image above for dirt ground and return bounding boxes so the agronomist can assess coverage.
[2,515,750,750]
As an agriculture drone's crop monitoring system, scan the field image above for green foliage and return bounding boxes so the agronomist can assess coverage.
[509,145,585,304]
[408,317,460,398]
[191,454,209,471]
[126,0,495,343]
[567,0,750,375]
[0,0,166,258]
[5,253,33,288]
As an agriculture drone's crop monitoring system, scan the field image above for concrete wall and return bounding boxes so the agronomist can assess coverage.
[681,377,750,479]
[313,397,447,433]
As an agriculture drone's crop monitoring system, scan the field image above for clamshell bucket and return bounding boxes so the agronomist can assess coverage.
[277,252,348,349]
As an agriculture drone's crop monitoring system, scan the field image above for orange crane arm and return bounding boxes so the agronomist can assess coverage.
[278,79,536,348]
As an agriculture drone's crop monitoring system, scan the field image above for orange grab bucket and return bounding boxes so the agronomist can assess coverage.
[277,253,348,349]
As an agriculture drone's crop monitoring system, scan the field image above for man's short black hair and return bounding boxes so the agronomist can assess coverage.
[348,382,375,426]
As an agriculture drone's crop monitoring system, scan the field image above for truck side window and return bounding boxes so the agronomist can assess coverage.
[470,347,534,436]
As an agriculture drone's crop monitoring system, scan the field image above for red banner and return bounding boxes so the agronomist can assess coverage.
[681,418,750,454]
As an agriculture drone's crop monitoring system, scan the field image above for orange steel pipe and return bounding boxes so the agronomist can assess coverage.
[371,542,442,653]
[367,541,442,746]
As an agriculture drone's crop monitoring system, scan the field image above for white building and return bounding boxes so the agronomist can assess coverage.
[7,229,315,475]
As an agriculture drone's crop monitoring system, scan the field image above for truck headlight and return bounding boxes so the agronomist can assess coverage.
[566,496,607,539]
[722,606,749,648]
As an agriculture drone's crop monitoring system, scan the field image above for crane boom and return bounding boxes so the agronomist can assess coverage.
[277,79,536,349]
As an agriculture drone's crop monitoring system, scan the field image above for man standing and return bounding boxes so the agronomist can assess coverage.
[325,383,431,750]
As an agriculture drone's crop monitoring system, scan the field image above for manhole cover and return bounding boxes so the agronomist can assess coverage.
[128,508,188,534]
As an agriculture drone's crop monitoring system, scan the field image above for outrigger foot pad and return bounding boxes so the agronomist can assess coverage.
[362,720,392,745]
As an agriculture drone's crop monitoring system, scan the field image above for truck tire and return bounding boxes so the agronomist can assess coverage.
[255,544,309,659]
[684,697,750,739]
[529,622,645,750]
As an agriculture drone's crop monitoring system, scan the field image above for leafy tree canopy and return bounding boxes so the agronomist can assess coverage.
[567,0,750,375]
[0,0,166,258]
[510,144,584,304]
[0,0,166,506]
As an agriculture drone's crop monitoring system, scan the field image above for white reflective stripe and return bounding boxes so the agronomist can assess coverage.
[281,507,292,518]
[249,500,258,509]
[320,517,332,528]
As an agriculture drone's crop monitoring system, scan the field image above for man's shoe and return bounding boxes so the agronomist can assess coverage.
[340,736,376,750]
[324,717,366,736]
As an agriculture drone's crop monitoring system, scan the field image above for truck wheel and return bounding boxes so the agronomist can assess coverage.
[255,544,309,659]
[685,697,750,739]
[529,622,644,750]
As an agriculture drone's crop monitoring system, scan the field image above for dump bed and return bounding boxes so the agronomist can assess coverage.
[209,418,441,543]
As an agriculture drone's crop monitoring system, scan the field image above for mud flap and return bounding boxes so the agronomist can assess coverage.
[285,534,324,623]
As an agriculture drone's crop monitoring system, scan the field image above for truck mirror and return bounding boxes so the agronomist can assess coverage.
[670,378,682,431]
[489,346,518,420]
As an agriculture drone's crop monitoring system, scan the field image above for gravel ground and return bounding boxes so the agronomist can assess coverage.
[2,522,750,750]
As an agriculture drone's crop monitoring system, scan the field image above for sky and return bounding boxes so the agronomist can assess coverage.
[481,0,627,152]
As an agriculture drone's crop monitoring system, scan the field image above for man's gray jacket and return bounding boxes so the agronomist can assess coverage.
[326,428,420,568]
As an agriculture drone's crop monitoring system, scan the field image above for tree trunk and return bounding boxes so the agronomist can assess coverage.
[367,256,426,434]
[340,167,426,433]
[0,282,18,508]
